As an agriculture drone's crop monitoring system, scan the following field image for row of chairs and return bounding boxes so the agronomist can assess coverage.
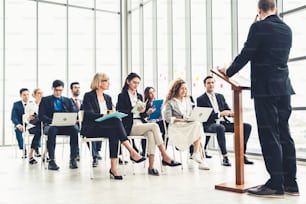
[21,111,149,179]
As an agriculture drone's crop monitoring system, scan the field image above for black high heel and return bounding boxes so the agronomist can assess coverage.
[130,156,146,163]
[109,169,123,180]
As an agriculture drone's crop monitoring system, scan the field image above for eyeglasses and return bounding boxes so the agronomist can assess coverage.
[101,80,110,83]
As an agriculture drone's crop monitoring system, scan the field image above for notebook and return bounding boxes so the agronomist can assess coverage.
[148,99,163,120]
[186,107,213,122]
[50,112,78,126]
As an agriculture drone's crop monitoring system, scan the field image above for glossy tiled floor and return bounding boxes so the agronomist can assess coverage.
[0,145,304,204]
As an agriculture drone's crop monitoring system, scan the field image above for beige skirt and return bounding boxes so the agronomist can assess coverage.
[168,121,204,151]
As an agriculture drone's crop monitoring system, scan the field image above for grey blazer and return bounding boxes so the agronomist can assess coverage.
[164,98,193,124]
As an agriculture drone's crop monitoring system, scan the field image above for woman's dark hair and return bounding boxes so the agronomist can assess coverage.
[144,86,154,103]
[121,72,141,93]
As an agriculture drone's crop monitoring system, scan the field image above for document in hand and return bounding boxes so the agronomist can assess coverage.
[131,101,146,114]
[95,112,128,122]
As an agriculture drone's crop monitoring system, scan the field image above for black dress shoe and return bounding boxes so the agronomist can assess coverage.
[92,158,99,168]
[130,156,146,163]
[248,185,284,198]
[69,159,78,169]
[161,160,181,167]
[109,169,123,180]
[48,160,60,171]
[118,158,128,165]
[285,186,300,196]
[222,157,231,167]
[148,168,160,176]
[244,156,254,165]
[205,152,212,159]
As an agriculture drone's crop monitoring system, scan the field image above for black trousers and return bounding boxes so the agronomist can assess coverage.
[86,117,129,158]
[204,122,251,155]
[254,95,297,191]
[45,125,79,160]
[28,125,41,150]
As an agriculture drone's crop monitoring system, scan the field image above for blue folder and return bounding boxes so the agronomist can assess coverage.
[148,99,163,120]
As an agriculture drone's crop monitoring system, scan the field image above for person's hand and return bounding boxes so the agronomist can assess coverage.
[107,109,115,114]
[137,105,146,113]
[220,110,234,117]
[218,67,227,76]
[146,107,156,115]
[28,115,35,121]
[17,126,24,132]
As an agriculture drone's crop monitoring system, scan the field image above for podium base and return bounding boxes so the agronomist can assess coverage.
[215,182,252,193]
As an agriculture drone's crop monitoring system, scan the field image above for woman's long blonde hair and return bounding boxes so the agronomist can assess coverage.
[165,78,188,103]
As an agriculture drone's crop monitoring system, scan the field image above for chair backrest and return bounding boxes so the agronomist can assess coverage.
[161,110,169,143]
[78,110,84,130]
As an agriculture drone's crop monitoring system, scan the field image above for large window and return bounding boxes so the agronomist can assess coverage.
[69,8,94,99]
[0,0,4,145]
[143,1,153,87]
[5,1,36,145]
[39,3,66,95]
[190,0,207,98]
[172,1,186,79]
[96,12,121,101]
[156,0,168,99]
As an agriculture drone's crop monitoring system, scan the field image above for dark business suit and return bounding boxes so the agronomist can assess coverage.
[226,15,296,191]
[38,95,79,160]
[11,101,25,149]
[116,91,147,136]
[197,93,251,155]
[81,90,129,158]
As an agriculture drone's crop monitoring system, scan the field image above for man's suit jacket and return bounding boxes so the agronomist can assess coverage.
[38,95,78,125]
[11,101,24,127]
[196,93,231,131]
[80,90,113,136]
[226,15,295,98]
[116,91,146,135]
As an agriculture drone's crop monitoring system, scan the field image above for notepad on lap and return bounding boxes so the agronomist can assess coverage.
[95,111,128,122]
[50,112,78,126]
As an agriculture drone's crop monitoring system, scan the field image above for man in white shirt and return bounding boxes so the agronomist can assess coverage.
[197,76,253,166]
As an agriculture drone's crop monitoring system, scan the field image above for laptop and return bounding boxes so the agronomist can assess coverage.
[148,99,163,120]
[50,112,78,126]
[186,107,212,122]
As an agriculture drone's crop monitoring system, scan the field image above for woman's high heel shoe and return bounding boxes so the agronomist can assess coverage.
[109,169,123,180]
[130,156,146,163]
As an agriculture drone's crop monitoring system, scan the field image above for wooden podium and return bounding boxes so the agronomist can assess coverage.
[211,69,251,193]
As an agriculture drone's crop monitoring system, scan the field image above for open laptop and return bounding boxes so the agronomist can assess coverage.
[186,107,212,122]
[50,112,78,126]
[148,99,163,120]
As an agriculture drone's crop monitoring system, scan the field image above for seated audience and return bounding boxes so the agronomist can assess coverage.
[81,73,145,180]
[196,76,253,165]
[163,78,209,170]
[116,72,181,176]
[39,80,79,170]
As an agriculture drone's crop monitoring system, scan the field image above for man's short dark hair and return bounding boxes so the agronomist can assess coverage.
[70,82,80,90]
[258,0,276,12]
[19,88,29,95]
[52,80,64,88]
[203,76,214,85]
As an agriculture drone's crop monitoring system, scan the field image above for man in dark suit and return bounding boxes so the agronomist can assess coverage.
[221,0,298,197]
[197,76,253,166]
[11,88,30,157]
[39,80,79,170]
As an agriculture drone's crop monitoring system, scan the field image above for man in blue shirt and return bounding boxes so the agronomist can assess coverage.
[39,80,79,170]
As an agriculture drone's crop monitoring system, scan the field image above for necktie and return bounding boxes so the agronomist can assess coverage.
[75,99,80,110]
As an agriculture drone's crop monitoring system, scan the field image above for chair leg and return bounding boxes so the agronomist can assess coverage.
[89,142,94,179]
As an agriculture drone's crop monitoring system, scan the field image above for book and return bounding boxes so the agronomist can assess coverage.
[148,99,163,120]
[95,111,128,122]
